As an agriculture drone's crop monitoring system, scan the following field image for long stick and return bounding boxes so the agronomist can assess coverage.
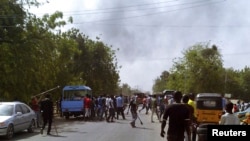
[34,86,60,97]
[137,114,143,125]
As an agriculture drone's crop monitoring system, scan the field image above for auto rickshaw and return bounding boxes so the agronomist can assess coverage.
[195,93,224,141]
[196,93,224,123]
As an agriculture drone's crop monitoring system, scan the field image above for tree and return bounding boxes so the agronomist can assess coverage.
[152,71,170,93]
[70,33,120,96]
[0,0,42,101]
[240,67,250,101]
[166,43,224,94]
[0,0,121,101]
[223,68,242,99]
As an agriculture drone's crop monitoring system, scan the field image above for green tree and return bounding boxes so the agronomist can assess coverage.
[152,71,170,93]
[64,31,120,96]
[166,43,224,94]
[223,68,242,99]
[0,0,121,102]
[1,1,80,101]
[240,67,250,101]
[0,0,41,101]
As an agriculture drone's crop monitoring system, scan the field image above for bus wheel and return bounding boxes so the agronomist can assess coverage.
[65,113,70,120]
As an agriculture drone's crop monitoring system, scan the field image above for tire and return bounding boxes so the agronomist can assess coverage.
[65,112,70,120]
[27,119,36,133]
[6,124,14,140]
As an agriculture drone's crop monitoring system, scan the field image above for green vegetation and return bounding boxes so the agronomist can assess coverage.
[0,0,120,102]
[153,43,250,101]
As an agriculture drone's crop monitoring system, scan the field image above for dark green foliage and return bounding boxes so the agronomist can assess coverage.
[0,0,120,102]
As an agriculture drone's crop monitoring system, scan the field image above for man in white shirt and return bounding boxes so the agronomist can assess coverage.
[106,95,115,122]
[220,102,240,125]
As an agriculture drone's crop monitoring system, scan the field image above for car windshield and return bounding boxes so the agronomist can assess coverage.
[0,104,14,116]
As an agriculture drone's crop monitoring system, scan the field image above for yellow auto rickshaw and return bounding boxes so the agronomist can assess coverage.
[196,93,224,124]
[195,93,224,141]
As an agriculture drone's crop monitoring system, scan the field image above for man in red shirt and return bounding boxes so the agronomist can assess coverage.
[31,96,41,128]
[84,94,92,121]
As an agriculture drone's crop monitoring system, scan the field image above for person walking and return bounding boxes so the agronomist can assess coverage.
[106,95,115,122]
[159,94,168,122]
[97,95,105,120]
[40,93,54,135]
[145,95,151,114]
[182,94,194,141]
[127,96,139,128]
[188,93,197,141]
[219,102,240,125]
[116,94,126,120]
[160,91,191,141]
[151,95,160,123]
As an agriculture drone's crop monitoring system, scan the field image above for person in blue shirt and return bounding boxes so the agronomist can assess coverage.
[116,94,126,120]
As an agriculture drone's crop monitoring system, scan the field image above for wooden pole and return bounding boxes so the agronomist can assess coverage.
[33,86,60,97]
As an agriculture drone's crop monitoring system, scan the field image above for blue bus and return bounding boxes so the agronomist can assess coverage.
[61,85,92,119]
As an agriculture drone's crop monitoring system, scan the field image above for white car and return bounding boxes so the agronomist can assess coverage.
[0,101,37,139]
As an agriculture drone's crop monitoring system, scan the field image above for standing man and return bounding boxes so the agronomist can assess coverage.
[84,94,92,121]
[116,94,126,120]
[30,96,41,128]
[160,91,191,141]
[219,102,240,125]
[40,93,54,135]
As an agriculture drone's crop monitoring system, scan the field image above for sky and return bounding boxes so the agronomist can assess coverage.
[28,0,250,93]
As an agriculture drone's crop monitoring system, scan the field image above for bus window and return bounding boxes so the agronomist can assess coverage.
[64,91,85,100]
[62,85,92,101]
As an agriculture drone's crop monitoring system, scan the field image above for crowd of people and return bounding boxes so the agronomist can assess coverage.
[232,100,250,113]
[29,91,249,140]
[30,92,197,138]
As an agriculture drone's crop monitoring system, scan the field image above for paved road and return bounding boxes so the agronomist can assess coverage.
[0,109,166,141]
